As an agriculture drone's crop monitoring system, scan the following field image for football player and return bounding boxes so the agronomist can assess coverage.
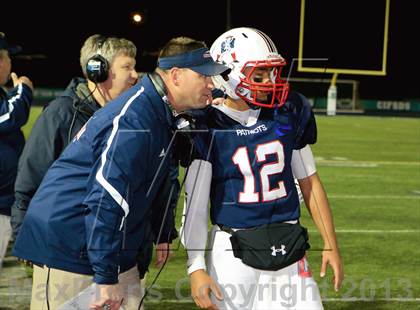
[181,27,343,309]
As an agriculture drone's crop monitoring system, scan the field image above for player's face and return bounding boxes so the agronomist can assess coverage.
[177,68,214,110]
[243,67,274,102]
[104,53,138,100]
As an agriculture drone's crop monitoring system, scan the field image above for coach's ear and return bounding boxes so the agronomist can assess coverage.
[169,67,182,87]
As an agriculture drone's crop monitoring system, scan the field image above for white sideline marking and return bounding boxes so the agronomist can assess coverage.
[331,157,349,161]
[138,297,420,303]
[0,292,29,296]
[179,193,420,200]
[319,161,378,167]
[329,194,420,200]
[323,298,420,302]
[315,158,420,166]
[309,229,420,233]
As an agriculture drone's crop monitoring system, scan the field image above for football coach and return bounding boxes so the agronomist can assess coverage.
[13,36,229,310]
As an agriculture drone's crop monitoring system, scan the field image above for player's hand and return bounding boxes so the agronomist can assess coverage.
[155,242,172,268]
[10,72,34,91]
[211,97,224,105]
[89,284,124,310]
[320,248,343,292]
[190,269,222,309]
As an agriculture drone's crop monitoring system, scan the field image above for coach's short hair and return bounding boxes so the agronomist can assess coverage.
[158,37,207,58]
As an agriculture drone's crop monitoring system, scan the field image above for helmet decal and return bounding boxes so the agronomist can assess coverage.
[219,36,237,64]
[210,27,289,108]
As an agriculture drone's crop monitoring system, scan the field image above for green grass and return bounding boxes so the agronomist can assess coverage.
[8,111,420,309]
[21,106,43,139]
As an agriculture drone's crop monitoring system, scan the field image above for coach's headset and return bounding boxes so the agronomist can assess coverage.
[148,71,196,131]
[68,36,109,143]
[86,36,109,83]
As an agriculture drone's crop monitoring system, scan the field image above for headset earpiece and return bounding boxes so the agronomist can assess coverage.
[86,37,109,83]
[148,71,197,132]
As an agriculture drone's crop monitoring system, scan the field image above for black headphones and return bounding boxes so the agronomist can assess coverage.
[148,71,168,104]
[148,71,197,131]
[86,36,109,83]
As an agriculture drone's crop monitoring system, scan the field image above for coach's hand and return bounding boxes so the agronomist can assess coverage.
[90,284,124,310]
[155,242,172,268]
[190,269,222,309]
[320,249,343,292]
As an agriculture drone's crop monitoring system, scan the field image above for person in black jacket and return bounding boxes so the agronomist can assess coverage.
[0,32,33,271]
[11,34,138,238]
[11,34,180,309]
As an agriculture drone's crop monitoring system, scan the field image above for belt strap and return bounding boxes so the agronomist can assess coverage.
[218,224,235,235]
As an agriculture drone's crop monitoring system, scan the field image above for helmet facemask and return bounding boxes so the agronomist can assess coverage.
[236,59,289,109]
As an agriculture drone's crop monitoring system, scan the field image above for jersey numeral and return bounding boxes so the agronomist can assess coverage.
[232,141,286,203]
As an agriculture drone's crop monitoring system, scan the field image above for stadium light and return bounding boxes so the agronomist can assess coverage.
[131,12,144,25]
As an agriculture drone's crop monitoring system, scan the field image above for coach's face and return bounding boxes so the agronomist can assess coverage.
[176,68,214,110]
[103,53,139,100]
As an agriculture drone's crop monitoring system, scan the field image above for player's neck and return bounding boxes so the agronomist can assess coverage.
[224,97,250,111]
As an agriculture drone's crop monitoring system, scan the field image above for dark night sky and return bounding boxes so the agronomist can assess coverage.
[1,0,417,100]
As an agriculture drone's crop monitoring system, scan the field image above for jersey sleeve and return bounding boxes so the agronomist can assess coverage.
[180,159,212,274]
[291,145,317,179]
[0,83,33,133]
[291,92,317,150]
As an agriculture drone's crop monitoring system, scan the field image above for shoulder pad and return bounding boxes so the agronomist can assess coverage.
[285,92,317,149]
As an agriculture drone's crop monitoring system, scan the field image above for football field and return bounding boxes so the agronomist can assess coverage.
[1,108,419,309]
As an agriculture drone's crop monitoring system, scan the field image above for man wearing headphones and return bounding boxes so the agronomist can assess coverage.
[11,34,138,241]
[12,34,180,309]
[0,32,33,272]
[10,34,144,309]
[13,36,230,310]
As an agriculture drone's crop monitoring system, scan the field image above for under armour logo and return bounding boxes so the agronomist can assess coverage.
[271,245,286,256]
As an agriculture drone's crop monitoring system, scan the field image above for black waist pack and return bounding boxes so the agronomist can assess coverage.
[222,222,310,271]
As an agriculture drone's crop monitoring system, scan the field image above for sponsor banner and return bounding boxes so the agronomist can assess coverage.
[33,88,64,105]
[363,100,420,112]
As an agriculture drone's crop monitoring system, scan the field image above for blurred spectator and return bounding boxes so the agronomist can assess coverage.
[0,32,33,271]
[10,34,138,239]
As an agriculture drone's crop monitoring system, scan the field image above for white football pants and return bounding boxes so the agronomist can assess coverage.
[208,225,323,310]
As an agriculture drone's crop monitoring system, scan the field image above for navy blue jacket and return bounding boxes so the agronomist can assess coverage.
[0,83,33,216]
[13,76,175,284]
[11,78,102,237]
